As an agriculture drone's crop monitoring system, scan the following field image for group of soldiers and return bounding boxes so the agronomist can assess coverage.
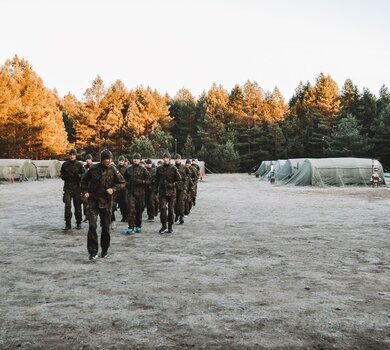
[60,149,200,260]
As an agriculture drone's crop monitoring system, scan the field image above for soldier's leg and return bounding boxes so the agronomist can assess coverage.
[178,190,185,218]
[73,188,82,225]
[159,195,168,225]
[167,195,176,226]
[135,195,145,229]
[100,207,111,253]
[63,190,72,226]
[154,194,159,216]
[87,203,99,254]
[127,194,136,229]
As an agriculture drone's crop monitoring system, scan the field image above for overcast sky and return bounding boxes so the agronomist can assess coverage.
[1,0,389,101]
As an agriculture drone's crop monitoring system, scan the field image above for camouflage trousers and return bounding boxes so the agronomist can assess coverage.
[127,194,145,228]
[87,201,112,254]
[159,195,176,226]
[175,189,186,218]
[145,188,156,219]
[63,188,82,225]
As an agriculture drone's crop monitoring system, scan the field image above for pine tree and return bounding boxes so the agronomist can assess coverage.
[183,134,195,158]
[325,114,369,157]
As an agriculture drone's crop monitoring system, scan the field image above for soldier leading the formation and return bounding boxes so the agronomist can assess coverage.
[155,152,181,234]
[124,153,151,234]
[60,148,84,230]
[81,149,125,260]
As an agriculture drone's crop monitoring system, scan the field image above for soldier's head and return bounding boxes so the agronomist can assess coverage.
[85,154,93,165]
[157,160,163,167]
[100,149,113,167]
[163,152,171,165]
[132,153,141,166]
[185,159,191,167]
[69,149,77,161]
[118,155,125,166]
[124,158,129,166]
[145,158,153,169]
[191,158,197,165]
[175,154,182,165]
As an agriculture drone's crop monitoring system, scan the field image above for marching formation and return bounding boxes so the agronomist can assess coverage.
[60,149,200,260]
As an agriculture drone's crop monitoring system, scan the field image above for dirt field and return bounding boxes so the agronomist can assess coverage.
[0,174,389,349]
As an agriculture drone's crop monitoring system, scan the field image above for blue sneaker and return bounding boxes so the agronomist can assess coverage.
[126,228,135,235]
[135,227,142,233]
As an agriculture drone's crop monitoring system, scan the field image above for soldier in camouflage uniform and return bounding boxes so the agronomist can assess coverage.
[60,149,84,230]
[82,154,93,222]
[116,155,128,222]
[155,152,181,234]
[145,159,157,221]
[191,159,200,206]
[81,149,125,260]
[124,153,151,234]
[184,159,196,216]
[174,154,191,225]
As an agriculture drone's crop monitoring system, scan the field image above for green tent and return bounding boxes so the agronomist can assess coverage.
[254,161,271,177]
[0,159,38,181]
[284,158,385,186]
[275,158,307,183]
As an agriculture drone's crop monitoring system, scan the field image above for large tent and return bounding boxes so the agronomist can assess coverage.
[34,160,62,178]
[254,161,271,177]
[284,158,385,186]
[0,159,38,181]
[275,158,307,183]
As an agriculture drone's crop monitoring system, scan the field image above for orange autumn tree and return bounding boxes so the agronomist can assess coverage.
[0,56,68,158]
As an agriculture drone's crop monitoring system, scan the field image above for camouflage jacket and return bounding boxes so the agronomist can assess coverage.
[155,163,181,196]
[145,166,157,191]
[124,164,151,197]
[175,163,192,191]
[61,160,84,190]
[81,163,125,209]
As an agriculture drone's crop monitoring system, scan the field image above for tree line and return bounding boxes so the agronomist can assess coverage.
[1,55,389,172]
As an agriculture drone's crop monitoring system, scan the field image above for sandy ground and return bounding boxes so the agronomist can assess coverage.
[0,174,389,349]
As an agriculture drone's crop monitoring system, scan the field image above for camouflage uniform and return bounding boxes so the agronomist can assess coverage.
[145,164,157,220]
[124,164,151,229]
[174,162,191,222]
[82,160,93,221]
[116,162,128,221]
[81,162,125,257]
[60,158,84,228]
[191,162,200,206]
[155,161,181,231]
[185,164,197,216]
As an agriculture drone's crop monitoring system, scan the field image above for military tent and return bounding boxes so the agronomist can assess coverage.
[254,161,271,177]
[0,159,38,181]
[275,158,307,183]
[284,158,385,186]
[34,160,62,178]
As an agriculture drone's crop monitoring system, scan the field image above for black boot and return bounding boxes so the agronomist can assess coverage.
[179,216,184,225]
[168,223,173,233]
[174,215,179,223]
[159,225,168,234]
[76,223,82,230]
[63,223,71,230]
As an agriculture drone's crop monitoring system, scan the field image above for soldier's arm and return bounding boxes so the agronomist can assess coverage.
[60,163,67,181]
[174,167,182,187]
[154,168,160,192]
[81,167,92,193]
[113,168,125,192]
[144,167,151,185]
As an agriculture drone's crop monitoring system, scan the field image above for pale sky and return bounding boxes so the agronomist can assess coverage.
[1,0,389,101]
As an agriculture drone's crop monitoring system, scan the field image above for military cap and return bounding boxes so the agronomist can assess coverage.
[69,148,77,156]
[133,153,142,160]
[145,158,153,164]
[118,155,125,161]
[163,152,171,159]
[85,154,92,160]
[185,159,191,164]
[175,154,182,160]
